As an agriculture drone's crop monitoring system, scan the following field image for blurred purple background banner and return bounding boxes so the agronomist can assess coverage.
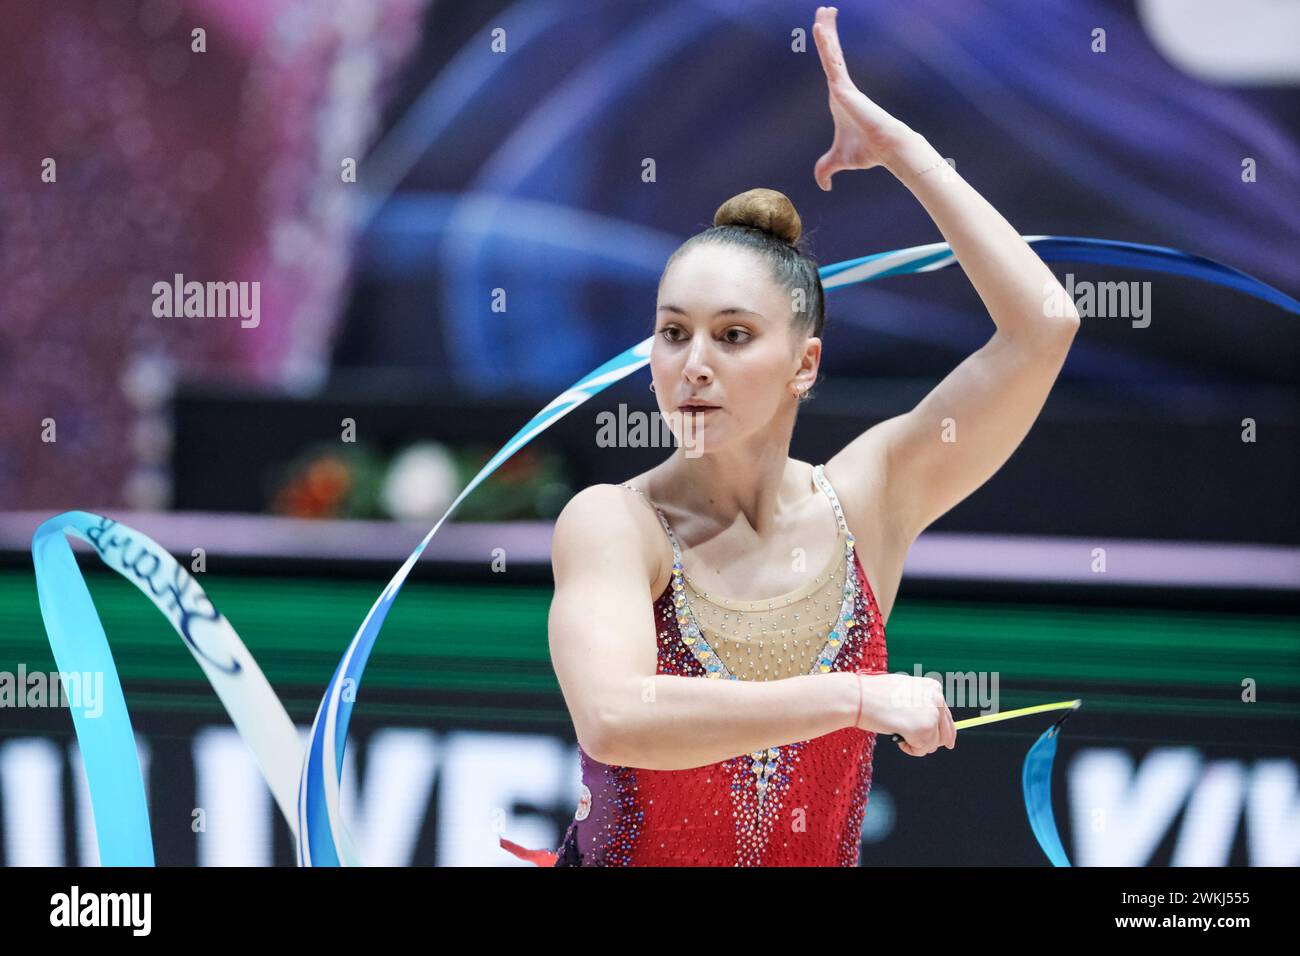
[0,0,431,509]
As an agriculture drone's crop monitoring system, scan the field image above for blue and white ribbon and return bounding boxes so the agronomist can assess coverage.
[30,512,302,865]
[31,237,1299,866]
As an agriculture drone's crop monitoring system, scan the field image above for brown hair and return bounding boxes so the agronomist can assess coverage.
[660,187,826,346]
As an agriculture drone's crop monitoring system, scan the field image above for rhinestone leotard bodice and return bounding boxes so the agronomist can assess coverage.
[544,464,889,867]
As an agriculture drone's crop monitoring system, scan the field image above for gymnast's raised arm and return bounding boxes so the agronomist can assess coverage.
[811,6,1081,546]
[547,485,954,769]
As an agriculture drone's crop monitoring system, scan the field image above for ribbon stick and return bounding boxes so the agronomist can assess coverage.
[31,237,1297,867]
[951,698,1082,733]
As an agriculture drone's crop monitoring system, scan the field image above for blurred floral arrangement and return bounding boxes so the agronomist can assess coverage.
[268,441,572,521]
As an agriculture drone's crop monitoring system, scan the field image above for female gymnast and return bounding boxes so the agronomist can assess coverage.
[506,6,1081,866]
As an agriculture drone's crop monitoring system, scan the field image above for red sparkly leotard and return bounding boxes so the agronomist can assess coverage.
[500,464,888,867]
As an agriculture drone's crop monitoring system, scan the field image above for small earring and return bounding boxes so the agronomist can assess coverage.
[649,382,656,392]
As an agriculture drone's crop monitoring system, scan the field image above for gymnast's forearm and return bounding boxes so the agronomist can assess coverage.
[882,130,1081,342]
[587,672,866,771]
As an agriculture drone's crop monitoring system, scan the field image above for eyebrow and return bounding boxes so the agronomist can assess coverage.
[656,305,764,318]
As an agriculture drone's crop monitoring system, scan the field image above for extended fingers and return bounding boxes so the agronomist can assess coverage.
[812,8,848,83]
[823,8,848,73]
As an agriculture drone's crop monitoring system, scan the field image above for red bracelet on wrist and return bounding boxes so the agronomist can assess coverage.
[854,674,863,731]
[853,667,871,731]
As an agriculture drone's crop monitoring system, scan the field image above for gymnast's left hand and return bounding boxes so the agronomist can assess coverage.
[812,5,914,190]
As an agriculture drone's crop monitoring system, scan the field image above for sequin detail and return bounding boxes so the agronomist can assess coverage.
[558,465,889,866]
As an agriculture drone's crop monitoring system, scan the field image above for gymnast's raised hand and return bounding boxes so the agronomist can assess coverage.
[812,5,913,188]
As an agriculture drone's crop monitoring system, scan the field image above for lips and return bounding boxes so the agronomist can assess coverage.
[679,404,719,413]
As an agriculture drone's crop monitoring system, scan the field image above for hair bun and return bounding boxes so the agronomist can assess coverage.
[713,188,802,245]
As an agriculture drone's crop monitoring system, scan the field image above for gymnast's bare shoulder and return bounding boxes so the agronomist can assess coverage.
[549,483,669,595]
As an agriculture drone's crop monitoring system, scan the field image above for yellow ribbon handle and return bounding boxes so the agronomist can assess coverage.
[954,698,1082,732]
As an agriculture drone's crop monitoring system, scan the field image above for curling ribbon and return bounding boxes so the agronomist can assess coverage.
[1022,704,1082,867]
[30,512,303,865]
[31,237,1299,867]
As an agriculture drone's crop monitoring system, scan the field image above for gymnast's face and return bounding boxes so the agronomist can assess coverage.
[652,243,820,452]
